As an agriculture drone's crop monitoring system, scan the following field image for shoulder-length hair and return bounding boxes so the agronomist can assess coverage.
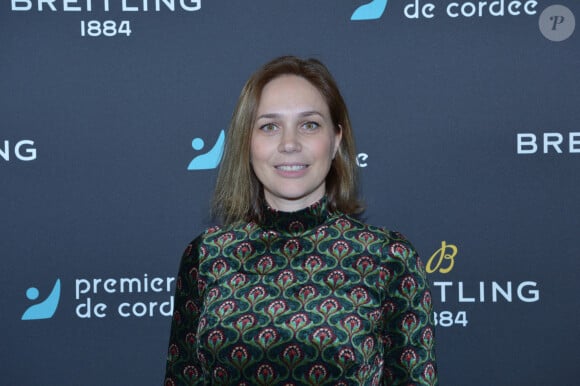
[212,55,363,225]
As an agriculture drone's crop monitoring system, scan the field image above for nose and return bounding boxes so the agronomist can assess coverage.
[278,128,301,153]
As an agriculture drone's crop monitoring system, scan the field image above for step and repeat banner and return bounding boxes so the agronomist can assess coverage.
[1,1,578,385]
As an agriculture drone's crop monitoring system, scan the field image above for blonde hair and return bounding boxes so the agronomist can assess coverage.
[212,56,363,225]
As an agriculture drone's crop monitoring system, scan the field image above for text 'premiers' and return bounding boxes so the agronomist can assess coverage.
[11,0,202,37]
[426,241,541,327]
[75,273,175,318]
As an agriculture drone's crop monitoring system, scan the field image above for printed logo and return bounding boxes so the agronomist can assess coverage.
[516,132,580,154]
[351,0,388,21]
[0,139,37,162]
[426,241,457,274]
[425,241,541,328]
[21,279,61,320]
[187,130,225,170]
[539,5,575,42]
[352,0,541,20]
[356,153,369,167]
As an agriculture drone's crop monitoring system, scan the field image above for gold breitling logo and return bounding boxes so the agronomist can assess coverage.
[426,241,457,274]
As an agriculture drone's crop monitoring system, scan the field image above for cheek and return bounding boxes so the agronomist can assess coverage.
[250,138,269,165]
[320,137,337,161]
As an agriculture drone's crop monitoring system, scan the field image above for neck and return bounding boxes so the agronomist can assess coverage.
[261,195,333,235]
[263,188,326,213]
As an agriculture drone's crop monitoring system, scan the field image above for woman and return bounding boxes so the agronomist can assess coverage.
[165,56,438,385]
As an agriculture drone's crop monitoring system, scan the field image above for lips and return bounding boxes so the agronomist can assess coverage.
[275,164,308,171]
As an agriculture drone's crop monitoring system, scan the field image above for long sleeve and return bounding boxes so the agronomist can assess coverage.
[381,235,438,385]
[164,237,205,386]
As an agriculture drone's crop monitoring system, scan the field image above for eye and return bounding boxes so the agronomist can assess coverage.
[259,123,278,133]
[302,121,320,131]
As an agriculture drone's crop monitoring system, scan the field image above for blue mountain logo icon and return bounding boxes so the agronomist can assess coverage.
[187,130,225,170]
[351,0,388,21]
[21,279,61,320]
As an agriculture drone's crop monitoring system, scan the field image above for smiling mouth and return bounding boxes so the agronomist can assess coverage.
[275,164,308,171]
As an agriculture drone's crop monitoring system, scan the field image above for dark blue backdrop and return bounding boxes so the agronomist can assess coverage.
[2,1,579,385]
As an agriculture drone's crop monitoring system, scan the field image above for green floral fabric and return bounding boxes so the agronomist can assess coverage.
[165,198,437,385]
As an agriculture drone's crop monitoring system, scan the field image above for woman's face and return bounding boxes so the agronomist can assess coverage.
[250,75,341,212]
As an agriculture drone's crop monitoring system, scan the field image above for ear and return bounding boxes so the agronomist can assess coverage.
[333,124,343,159]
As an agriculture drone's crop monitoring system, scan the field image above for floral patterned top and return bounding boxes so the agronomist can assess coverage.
[165,198,437,385]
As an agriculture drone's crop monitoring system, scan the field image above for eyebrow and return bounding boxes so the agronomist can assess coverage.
[255,110,324,120]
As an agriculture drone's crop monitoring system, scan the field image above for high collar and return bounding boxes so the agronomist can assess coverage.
[261,196,332,235]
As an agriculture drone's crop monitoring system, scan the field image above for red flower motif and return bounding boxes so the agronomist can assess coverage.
[401,313,419,335]
[400,348,418,370]
[276,270,296,289]
[207,330,225,349]
[281,344,303,369]
[289,220,305,233]
[183,365,199,379]
[286,313,310,332]
[167,344,179,361]
[390,242,410,258]
[335,218,352,230]
[296,285,317,305]
[229,273,247,289]
[188,267,198,282]
[342,315,362,335]
[421,291,432,310]
[185,299,198,314]
[231,346,249,365]
[325,269,346,290]
[217,300,237,318]
[361,336,375,356]
[400,275,418,300]
[349,286,370,306]
[211,259,229,278]
[308,364,328,382]
[318,298,340,316]
[423,363,436,382]
[311,327,335,348]
[234,242,253,262]
[354,255,375,276]
[283,239,301,258]
[331,240,351,260]
[266,300,287,318]
[185,332,196,346]
[357,231,376,245]
[256,256,274,274]
[303,255,324,275]
[336,347,356,368]
[257,328,279,348]
[234,314,256,333]
[422,327,434,348]
[213,366,228,379]
[246,286,266,304]
[256,364,275,380]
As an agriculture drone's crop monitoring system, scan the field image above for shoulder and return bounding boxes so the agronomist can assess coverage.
[340,214,416,246]
[182,221,256,257]
[340,214,421,263]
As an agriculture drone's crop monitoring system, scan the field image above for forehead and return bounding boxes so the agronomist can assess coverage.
[257,75,328,111]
